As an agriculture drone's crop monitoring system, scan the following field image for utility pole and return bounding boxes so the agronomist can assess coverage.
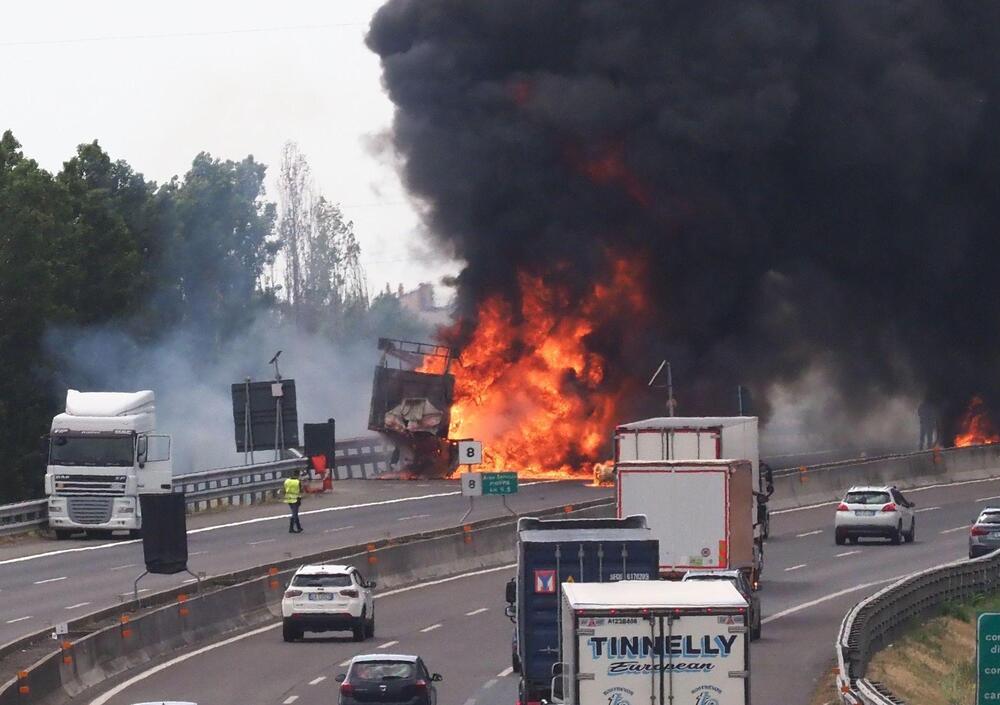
[649,360,677,417]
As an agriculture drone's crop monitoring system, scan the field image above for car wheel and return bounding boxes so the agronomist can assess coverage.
[353,611,367,642]
[751,619,761,641]
[905,519,915,543]
[891,523,903,545]
[282,619,297,643]
[366,609,375,639]
[835,529,846,546]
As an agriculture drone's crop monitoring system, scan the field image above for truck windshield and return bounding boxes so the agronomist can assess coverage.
[49,435,134,466]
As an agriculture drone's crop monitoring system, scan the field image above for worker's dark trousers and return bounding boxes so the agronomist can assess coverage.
[289,500,303,532]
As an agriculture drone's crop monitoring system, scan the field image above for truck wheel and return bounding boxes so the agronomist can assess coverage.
[128,529,142,540]
[512,651,521,673]
[282,620,298,642]
[751,619,761,641]
[54,529,71,541]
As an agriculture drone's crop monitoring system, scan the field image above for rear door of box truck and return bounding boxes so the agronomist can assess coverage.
[518,533,659,701]
[617,464,730,575]
[571,610,749,705]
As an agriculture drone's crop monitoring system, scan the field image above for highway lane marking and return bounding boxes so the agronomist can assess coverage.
[0,487,554,567]
[283,697,298,704]
[941,525,971,534]
[420,623,442,632]
[5,616,31,623]
[110,564,137,571]
[33,576,67,585]
[978,495,1000,502]
[85,563,519,705]
[337,658,352,667]
[308,676,326,685]
[483,678,497,689]
[462,699,476,705]
[465,607,489,616]
[397,514,432,521]
[496,667,513,677]
[189,551,208,556]
[771,475,1000,516]
[182,578,198,584]
[915,506,940,513]
[762,574,905,625]
[378,640,399,649]
[796,530,823,538]
[323,526,355,534]
[784,564,807,572]
[835,550,861,558]
[120,589,149,597]
[248,539,276,546]
[65,602,91,610]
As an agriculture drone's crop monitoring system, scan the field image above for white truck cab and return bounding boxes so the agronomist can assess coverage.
[45,390,172,539]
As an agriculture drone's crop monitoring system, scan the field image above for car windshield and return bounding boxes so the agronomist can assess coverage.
[292,573,352,588]
[351,662,415,681]
[49,435,134,466]
[844,491,891,505]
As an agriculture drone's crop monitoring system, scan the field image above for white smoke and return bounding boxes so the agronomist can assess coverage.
[43,312,379,473]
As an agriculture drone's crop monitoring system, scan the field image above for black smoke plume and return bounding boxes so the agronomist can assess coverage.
[368,2,1000,445]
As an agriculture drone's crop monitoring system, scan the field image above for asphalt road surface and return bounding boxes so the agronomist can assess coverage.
[77,474,1000,705]
[0,479,605,645]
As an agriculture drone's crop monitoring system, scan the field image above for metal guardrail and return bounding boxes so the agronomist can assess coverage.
[836,549,1000,704]
[0,436,393,537]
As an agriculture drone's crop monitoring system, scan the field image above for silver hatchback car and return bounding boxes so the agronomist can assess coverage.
[969,507,1000,558]
[834,486,916,545]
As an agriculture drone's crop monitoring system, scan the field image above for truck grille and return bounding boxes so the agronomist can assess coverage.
[53,475,127,497]
[67,497,113,525]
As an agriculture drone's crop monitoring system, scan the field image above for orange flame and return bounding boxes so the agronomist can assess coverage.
[954,396,1000,447]
[428,258,646,478]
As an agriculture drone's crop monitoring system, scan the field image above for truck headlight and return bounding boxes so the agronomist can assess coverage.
[48,504,64,514]
[117,506,135,514]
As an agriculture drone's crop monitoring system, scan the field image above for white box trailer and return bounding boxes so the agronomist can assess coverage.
[614,416,769,537]
[559,581,750,705]
[616,460,758,583]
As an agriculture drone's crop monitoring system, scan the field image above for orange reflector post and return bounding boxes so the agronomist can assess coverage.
[18,686,28,695]
[17,670,28,679]
[268,566,279,577]
[119,615,130,624]
[798,466,807,483]
[563,505,574,513]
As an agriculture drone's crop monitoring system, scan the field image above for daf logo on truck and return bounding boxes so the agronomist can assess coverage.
[588,634,739,675]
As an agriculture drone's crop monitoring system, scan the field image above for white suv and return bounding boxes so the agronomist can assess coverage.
[281,564,375,642]
[834,486,915,545]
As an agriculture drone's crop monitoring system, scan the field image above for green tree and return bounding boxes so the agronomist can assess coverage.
[0,131,66,500]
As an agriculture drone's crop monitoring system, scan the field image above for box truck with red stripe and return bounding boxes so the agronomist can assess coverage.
[616,460,760,585]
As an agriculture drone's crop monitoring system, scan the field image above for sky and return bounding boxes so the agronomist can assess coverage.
[2,0,459,298]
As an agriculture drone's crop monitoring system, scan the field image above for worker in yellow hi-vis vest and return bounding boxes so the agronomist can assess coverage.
[283,469,304,533]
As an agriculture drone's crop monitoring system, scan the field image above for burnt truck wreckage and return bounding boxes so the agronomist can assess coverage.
[368,338,461,478]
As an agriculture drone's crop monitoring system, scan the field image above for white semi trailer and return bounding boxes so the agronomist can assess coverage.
[557,581,751,705]
[612,416,774,539]
[45,390,172,539]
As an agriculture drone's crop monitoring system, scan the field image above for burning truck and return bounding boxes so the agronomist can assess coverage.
[368,337,460,478]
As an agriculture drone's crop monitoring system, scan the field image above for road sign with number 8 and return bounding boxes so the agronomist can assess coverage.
[457,440,483,465]
[461,472,482,497]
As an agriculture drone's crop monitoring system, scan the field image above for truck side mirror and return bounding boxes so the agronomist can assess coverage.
[505,578,516,604]
[136,436,147,468]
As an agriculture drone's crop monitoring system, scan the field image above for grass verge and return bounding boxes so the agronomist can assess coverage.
[861,592,1000,705]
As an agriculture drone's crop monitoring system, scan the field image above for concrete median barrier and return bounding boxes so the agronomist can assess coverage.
[0,498,613,704]
[770,444,1000,510]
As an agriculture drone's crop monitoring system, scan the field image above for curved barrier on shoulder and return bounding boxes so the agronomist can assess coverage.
[835,549,1000,704]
